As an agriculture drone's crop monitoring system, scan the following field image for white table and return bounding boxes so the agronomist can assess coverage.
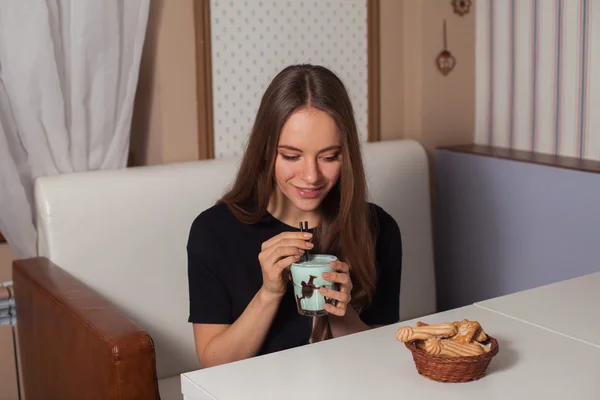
[181,305,600,400]
[475,271,600,348]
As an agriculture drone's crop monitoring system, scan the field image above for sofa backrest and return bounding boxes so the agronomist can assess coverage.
[34,139,435,379]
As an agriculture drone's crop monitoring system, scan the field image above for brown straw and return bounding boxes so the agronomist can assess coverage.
[299,221,310,262]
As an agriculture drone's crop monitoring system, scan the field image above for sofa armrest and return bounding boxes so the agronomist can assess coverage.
[13,257,160,400]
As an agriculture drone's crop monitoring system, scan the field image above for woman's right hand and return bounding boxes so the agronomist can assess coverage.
[258,231,314,297]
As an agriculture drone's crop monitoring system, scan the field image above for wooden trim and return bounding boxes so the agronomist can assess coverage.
[439,144,600,175]
[0,232,5,244]
[367,0,381,142]
[194,0,215,160]
[127,151,134,167]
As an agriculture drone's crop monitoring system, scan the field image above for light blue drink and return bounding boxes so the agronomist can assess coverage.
[290,254,338,317]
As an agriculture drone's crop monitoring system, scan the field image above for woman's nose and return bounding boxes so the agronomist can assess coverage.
[300,159,320,184]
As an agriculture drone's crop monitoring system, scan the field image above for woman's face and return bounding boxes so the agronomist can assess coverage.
[273,107,342,214]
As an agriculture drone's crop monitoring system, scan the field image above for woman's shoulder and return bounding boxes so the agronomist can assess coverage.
[191,201,230,225]
[188,202,240,242]
[192,202,234,223]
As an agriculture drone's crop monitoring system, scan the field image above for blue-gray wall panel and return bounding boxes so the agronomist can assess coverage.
[435,150,600,310]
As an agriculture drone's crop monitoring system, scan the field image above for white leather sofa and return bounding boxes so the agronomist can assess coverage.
[13,139,436,400]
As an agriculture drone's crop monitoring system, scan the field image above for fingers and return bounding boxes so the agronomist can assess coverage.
[321,260,352,317]
[324,303,346,316]
[275,254,302,272]
[330,260,350,273]
[321,271,351,286]
[275,238,314,251]
[319,286,350,303]
[261,231,312,251]
[263,246,305,269]
[260,238,314,267]
[260,239,313,260]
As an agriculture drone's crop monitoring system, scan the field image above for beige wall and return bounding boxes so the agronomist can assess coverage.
[379,0,405,141]
[131,0,476,164]
[130,0,200,166]
[419,0,475,152]
[380,0,476,152]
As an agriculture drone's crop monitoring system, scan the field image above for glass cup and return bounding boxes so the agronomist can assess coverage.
[290,254,338,316]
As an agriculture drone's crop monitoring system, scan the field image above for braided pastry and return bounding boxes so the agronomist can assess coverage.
[424,338,487,357]
[395,323,457,342]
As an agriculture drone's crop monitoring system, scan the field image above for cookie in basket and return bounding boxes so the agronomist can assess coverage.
[395,322,457,342]
[450,319,488,344]
[395,319,500,382]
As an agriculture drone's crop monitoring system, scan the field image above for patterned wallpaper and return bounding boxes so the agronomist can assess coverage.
[210,0,368,159]
[475,0,599,161]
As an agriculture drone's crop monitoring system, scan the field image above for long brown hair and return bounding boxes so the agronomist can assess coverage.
[219,64,377,342]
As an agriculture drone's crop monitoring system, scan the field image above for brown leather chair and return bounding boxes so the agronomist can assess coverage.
[14,257,160,399]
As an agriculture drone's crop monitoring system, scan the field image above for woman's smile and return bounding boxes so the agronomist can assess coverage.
[293,185,325,199]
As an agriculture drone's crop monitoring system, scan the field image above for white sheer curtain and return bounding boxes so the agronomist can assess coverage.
[0,0,150,258]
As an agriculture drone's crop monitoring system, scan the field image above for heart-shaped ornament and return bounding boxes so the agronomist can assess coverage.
[436,50,456,76]
[436,20,456,76]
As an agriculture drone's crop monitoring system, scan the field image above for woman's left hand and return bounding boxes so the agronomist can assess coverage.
[320,260,353,316]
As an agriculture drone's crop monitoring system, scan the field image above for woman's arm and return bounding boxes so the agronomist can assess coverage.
[193,288,282,368]
[189,226,313,368]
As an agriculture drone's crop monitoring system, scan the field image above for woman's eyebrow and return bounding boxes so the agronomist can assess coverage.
[277,145,341,153]
[277,145,302,151]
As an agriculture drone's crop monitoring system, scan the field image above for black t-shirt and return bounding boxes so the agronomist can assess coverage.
[187,202,402,356]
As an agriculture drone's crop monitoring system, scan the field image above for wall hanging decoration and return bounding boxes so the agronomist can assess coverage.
[451,0,472,16]
[436,19,456,76]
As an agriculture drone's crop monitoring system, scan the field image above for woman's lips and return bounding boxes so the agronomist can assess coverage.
[294,186,324,199]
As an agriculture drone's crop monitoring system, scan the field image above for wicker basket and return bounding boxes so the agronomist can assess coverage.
[404,336,499,383]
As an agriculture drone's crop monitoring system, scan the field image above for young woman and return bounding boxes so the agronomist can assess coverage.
[187,64,402,368]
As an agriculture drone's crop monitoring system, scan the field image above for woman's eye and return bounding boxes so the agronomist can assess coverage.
[280,154,299,161]
[322,153,340,162]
